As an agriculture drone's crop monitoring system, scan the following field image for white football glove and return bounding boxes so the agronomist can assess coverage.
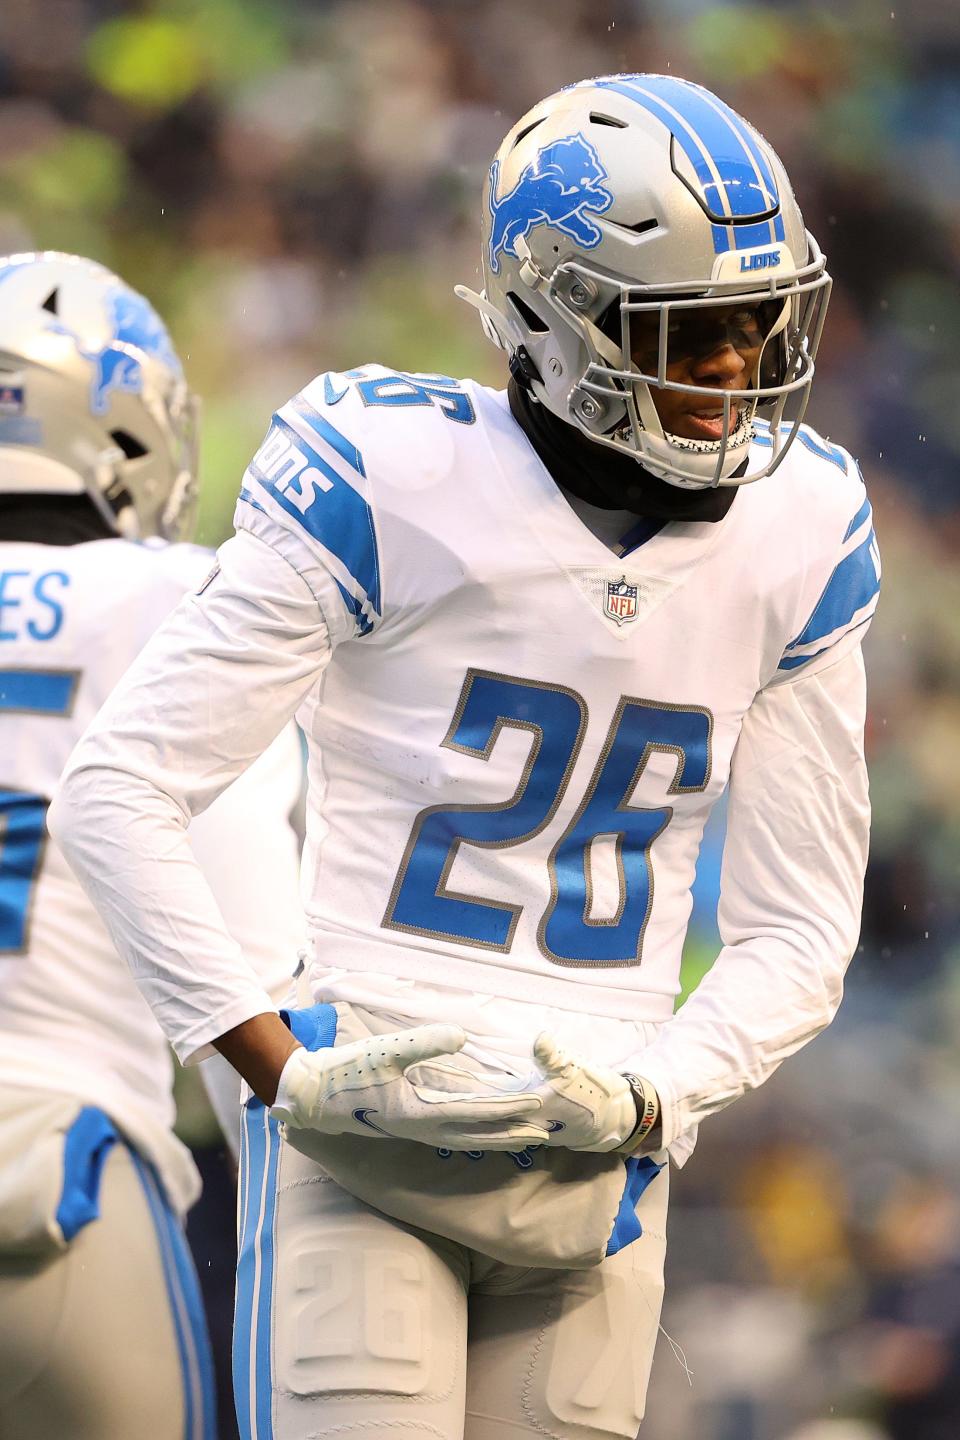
[271,1023,549,1150]
[526,1032,660,1153]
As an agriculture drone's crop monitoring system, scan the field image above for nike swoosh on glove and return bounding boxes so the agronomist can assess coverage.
[271,1023,549,1150]
[527,1032,653,1152]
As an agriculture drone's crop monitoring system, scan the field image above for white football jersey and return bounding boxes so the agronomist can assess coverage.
[236,371,876,1008]
[52,367,876,1154]
[0,536,303,1208]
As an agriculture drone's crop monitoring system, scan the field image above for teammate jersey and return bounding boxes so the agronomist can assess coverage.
[52,368,877,1153]
[0,537,304,1210]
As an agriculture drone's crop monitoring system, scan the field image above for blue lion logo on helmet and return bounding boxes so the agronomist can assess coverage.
[488,133,613,275]
[45,283,182,417]
[84,287,182,416]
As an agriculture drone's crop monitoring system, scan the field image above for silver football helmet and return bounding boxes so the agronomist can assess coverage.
[0,252,199,537]
[458,74,831,488]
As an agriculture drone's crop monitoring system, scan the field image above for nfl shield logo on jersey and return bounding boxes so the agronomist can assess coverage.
[0,381,24,414]
[604,576,638,626]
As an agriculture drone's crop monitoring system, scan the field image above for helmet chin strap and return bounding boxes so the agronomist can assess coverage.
[628,381,754,489]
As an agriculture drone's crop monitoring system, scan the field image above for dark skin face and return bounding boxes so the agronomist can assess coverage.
[630,301,775,443]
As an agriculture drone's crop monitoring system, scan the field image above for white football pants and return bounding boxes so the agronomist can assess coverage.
[0,1091,215,1440]
[235,1102,668,1440]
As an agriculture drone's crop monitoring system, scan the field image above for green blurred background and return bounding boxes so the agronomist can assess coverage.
[3,2,960,1437]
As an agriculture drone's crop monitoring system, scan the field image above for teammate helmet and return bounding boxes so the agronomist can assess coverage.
[0,252,199,537]
[458,74,831,489]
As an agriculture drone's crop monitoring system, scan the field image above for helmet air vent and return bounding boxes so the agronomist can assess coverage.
[513,117,547,148]
[606,217,659,238]
[110,428,149,460]
[41,288,59,314]
[589,112,627,129]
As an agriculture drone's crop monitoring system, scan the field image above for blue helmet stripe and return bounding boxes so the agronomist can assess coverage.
[730,218,783,249]
[691,83,786,242]
[598,78,731,252]
[633,76,777,218]
[597,75,782,251]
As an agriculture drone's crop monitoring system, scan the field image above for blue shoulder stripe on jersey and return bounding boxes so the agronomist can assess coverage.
[322,373,350,406]
[777,621,871,672]
[843,495,872,541]
[752,424,848,472]
[334,578,374,636]
[794,429,848,472]
[291,395,366,476]
[238,486,268,517]
[248,413,381,617]
[595,76,783,252]
[779,528,880,669]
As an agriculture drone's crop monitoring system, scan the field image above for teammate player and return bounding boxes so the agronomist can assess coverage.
[0,252,306,1439]
[52,75,879,1438]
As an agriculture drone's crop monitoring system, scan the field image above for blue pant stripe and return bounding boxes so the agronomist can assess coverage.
[690,83,785,241]
[234,1102,265,1439]
[160,1193,218,1438]
[236,1100,252,1261]
[255,1111,282,1437]
[235,1101,281,1440]
[130,1150,216,1440]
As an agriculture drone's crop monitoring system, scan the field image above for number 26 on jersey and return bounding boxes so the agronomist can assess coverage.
[383,669,712,967]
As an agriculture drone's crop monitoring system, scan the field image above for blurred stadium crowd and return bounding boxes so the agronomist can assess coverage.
[2,1,959,1437]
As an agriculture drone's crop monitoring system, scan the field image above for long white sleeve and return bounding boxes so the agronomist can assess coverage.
[186,721,306,1008]
[632,646,871,1153]
[49,529,331,1064]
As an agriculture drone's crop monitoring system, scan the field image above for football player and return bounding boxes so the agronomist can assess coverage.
[0,252,306,1439]
[51,75,878,1439]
